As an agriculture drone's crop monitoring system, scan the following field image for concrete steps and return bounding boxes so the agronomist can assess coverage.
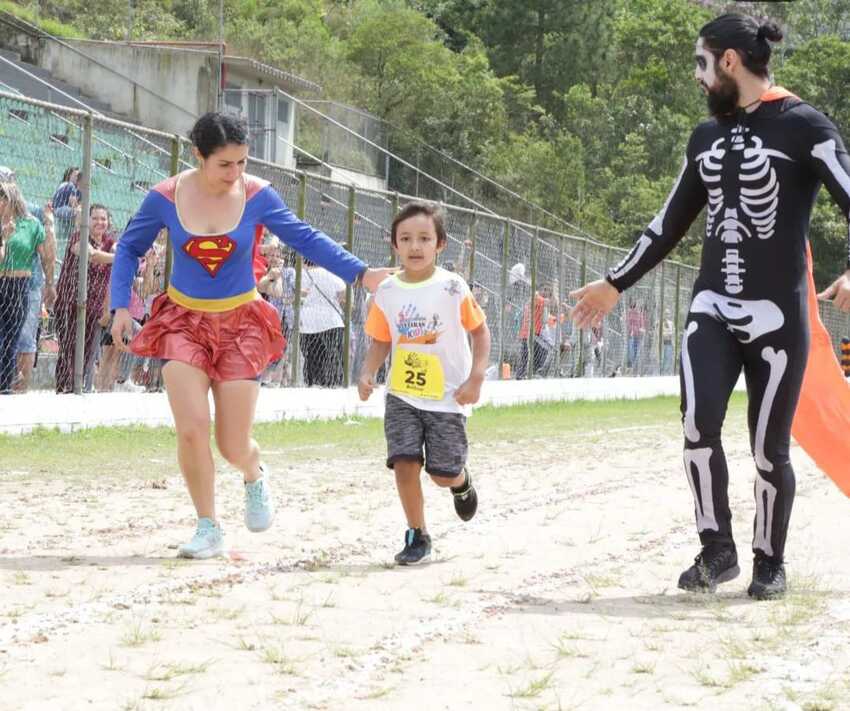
[0,47,119,117]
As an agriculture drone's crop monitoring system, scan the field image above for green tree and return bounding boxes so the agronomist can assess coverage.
[482,129,587,224]
[412,0,615,118]
[346,1,504,162]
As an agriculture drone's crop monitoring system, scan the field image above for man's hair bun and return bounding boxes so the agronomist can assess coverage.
[757,22,784,43]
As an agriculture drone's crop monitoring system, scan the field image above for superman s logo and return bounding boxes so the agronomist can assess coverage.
[183,235,236,277]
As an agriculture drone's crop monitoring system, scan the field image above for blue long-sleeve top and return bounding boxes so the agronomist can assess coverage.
[111,172,366,312]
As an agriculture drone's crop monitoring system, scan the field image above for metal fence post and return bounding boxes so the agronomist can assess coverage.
[73,112,94,394]
[390,191,399,266]
[271,87,280,164]
[601,246,609,377]
[528,228,539,380]
[342,185,355,387]
[673,264,682,376]
[658,261,666,374]
[290,173,307,387]
[577,238,588,378]
[499,219,510,379]
[467,209,477,284]
[556,234,564,377]
[164,135,180,285]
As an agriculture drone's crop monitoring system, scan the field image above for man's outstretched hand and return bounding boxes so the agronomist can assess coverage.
[569,279,620,329]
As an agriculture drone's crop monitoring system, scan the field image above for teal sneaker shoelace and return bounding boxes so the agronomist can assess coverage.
[246,480,267,508]
[194,519,218,539]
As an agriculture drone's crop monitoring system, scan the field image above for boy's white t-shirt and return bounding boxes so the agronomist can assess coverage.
[365,267,486,415]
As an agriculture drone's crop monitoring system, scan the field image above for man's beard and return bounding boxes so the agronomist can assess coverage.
[705,67,739,117]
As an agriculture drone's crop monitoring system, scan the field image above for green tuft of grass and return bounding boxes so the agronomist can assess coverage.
[120,620,161,648]
[144,660,214,681]
[509,671,555,699]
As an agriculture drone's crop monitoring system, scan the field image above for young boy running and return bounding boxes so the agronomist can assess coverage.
[358,202,491,565]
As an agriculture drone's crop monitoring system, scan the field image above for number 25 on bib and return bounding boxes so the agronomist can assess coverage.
[390,348,445,400]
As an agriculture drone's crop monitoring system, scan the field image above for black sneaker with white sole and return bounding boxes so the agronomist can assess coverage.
[747,554,786,600]
[678,544,740,593]
[394,528,432,566]
[451,468,478,522]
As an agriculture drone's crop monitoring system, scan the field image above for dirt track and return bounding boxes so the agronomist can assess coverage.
[1,417,848,710]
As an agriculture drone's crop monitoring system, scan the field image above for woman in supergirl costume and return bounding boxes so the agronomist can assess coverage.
[110,112,391,558]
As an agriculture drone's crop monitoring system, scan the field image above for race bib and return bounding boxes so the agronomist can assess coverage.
[390,348,445,400]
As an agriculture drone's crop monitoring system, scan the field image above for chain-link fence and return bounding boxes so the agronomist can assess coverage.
[3,89,850,395]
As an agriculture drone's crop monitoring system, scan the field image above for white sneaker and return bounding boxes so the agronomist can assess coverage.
[244,464,275,532]
[177,518,224,559]
[115,380,145,393]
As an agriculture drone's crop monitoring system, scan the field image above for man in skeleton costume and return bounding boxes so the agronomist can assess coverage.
[571,14,850,599]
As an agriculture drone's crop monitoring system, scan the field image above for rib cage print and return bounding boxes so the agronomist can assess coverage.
[696,126,793,295]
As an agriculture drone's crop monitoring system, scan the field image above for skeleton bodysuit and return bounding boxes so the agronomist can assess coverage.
[607,90,850,562]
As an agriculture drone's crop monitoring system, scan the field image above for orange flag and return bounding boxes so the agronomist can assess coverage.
[791,244,850,496]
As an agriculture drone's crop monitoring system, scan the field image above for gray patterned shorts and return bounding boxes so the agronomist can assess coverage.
[384,394,468,477]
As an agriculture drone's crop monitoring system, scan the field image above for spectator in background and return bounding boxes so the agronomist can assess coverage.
[300,259,346,387]
[537,309,559,377]
[626,300,646,374]
[54,203,116,393]
[556,302,576,377]
[0,167,57,394]
[134,230,168,393]
[502,263,529,377]
[471,281,491,321]
[661,313,675,375]
[516,283,553,379]
[96,234,147,393]
[257,245,289,387]
[0,181,56,393]
[52,167,82,210]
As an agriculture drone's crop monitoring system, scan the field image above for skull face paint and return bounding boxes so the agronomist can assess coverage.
[695,38,739,117]
[694,38,718,91]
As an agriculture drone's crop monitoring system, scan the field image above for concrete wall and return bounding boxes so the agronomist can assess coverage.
[36,39,217,135]
[0,21,40,63]
[330,165,387,193]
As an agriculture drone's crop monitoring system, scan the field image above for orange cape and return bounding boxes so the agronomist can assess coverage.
[738,87,850,496]
[792,245,850,496]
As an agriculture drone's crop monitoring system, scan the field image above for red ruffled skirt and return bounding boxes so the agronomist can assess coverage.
[130,294,285,381]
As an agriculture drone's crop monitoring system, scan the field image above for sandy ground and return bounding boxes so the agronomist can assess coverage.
[1,417,849,711]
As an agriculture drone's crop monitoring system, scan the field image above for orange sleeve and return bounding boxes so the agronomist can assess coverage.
[460,294,486,332]
[365,301,392,342]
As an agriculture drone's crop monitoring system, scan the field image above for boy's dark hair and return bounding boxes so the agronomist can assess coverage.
[390,201,447,248]
[61,166,79,182]
[189,112,249,158]
[699,13,783,79]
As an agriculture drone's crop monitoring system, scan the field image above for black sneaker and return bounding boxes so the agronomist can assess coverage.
[451,468,478,522]
[747,555,786,600]
[394,528,432,566]
[678,544,740,593]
